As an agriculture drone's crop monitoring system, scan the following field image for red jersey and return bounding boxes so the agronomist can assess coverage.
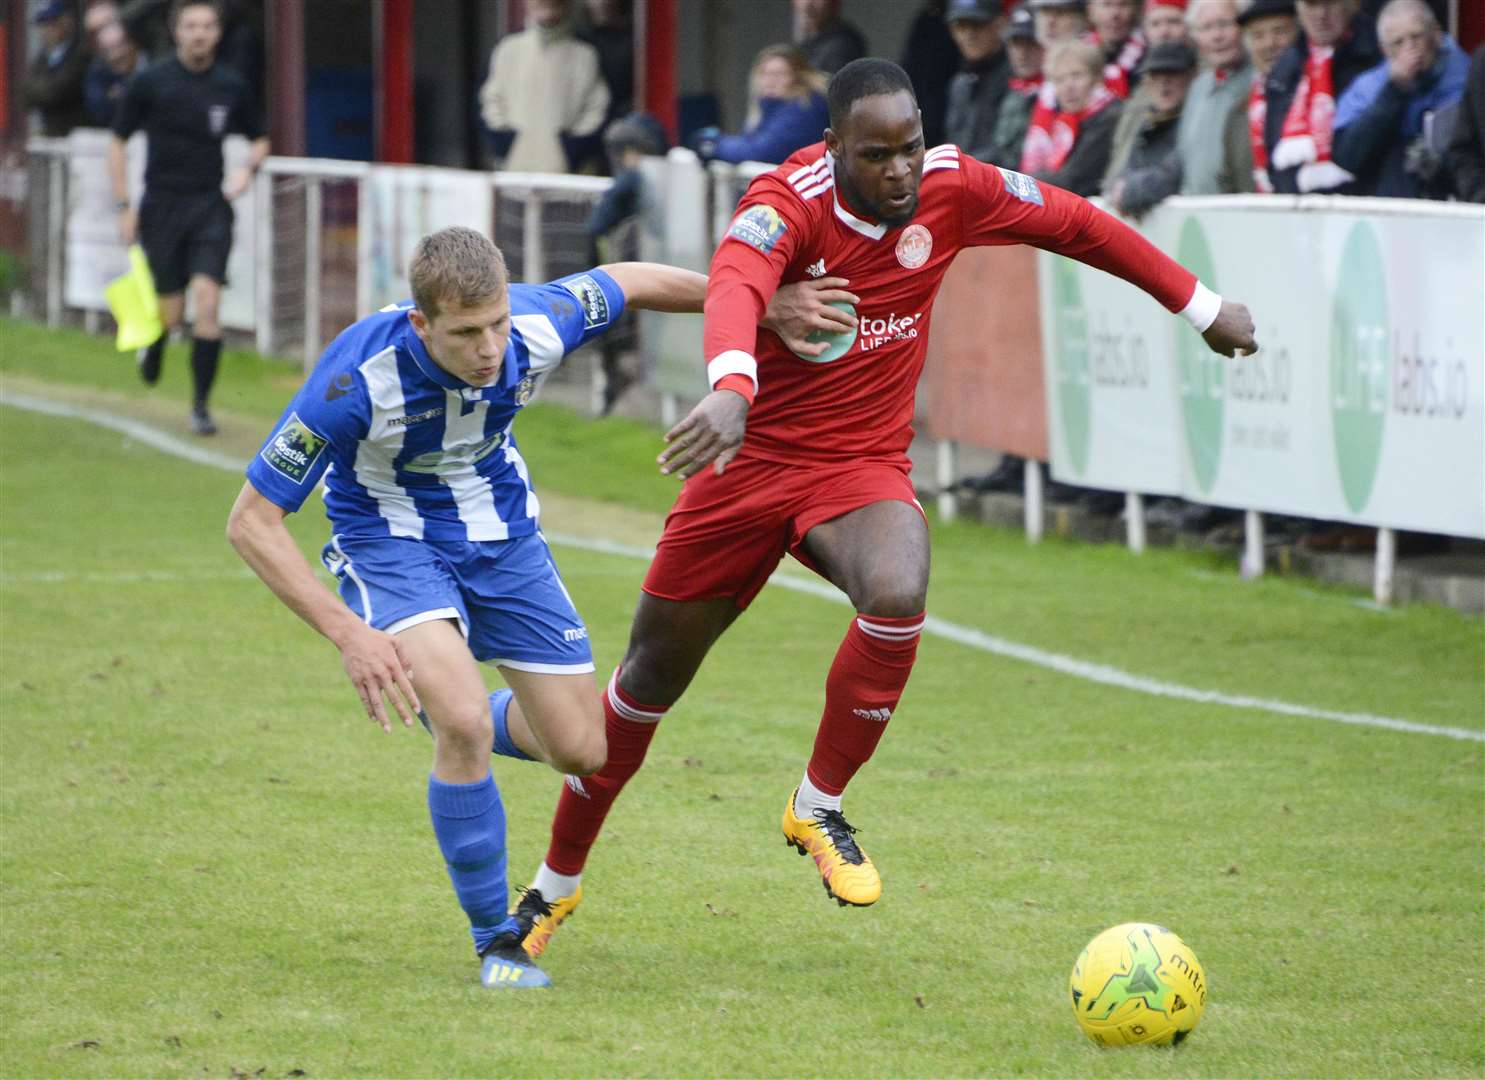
[703,142,1218,464]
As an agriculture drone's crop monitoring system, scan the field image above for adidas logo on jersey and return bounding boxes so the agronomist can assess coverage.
[805,258,827,278]
[852,707,892,722]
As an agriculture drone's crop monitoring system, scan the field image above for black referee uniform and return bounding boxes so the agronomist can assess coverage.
[113,54,260,423]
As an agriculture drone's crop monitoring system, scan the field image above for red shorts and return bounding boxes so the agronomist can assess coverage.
[642,454,921,609]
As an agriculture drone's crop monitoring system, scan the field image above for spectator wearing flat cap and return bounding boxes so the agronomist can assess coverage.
[988,4,1046,165]
[1239,0,1300,191]
[24,2,92,136]
[1103,41,1197,216]
[1176,0,1254,194]
[1332,0,1469,198]
[945,0,1011,161]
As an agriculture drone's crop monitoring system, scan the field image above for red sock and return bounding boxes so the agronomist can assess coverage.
[544,670,665,875]
[806,612,925,795]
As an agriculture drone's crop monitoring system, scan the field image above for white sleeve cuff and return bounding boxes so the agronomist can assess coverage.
[707,350,758,392]
[1179,281,1222,333]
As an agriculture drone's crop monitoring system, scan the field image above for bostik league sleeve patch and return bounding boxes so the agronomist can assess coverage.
[997,167,1045,207]
[727,204,789,254]
[561,274,611,329]
[259,412,329,484]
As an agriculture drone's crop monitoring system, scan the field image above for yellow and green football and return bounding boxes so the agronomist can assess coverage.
[1069,922,1206,1047]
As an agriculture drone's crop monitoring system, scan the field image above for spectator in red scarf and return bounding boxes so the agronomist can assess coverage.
[1086,0,1144,96]
[1021,38,1123,193]
[1263,0,1380,193]
[1240,0,1300,191]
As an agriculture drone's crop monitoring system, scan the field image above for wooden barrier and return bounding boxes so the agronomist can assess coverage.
[922,244,1049,463]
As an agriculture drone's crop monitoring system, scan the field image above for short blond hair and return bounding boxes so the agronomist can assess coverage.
[408,226,508,319]
[1046,38,1105,79]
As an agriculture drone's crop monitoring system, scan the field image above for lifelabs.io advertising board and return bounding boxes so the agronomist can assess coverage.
[1039,197,1485,539]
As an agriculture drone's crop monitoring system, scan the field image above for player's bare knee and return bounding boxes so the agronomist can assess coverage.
[550,732,605,777]
[617,648,684,708]
[429,699,492,751]
[854,579,927,618]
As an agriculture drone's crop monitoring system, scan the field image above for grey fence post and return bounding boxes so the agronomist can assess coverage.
[303,175,323,370]
[1242,509,1265,579]
[1125,492,1146,553]
[1374,526,1396,605]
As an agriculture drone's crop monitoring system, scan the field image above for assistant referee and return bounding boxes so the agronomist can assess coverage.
[109,0,268,435]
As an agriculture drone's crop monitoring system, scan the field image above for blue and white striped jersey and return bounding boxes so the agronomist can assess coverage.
[246,268,625,541]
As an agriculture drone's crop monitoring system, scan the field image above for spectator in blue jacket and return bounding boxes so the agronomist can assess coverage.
[695,44,829,165]
[1332,0,1468,197]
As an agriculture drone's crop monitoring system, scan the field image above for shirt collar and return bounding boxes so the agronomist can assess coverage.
[828,154,888,241]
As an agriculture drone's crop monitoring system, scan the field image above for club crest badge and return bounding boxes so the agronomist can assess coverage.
[895,224,932,270]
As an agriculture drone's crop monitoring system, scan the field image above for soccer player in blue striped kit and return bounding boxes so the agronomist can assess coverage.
[227,226,844,988]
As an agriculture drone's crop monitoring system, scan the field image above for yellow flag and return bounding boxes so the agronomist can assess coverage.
[104,245,162,351]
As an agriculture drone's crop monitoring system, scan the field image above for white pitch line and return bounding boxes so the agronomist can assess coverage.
[4,388,1480,743]
[3,389,247,472]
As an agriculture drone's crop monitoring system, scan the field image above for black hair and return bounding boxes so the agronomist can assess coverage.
[825,58,917,131]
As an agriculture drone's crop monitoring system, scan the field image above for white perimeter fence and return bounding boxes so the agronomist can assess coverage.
[16,134,1485,602]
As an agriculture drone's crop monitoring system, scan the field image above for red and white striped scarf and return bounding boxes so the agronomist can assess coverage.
[1087,29,1146,98]
[1271,45,1355,191]
[1019,82,1117,174]
[1248,71,1273,193]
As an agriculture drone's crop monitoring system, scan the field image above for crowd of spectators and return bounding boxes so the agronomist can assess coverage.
[26,0,1480,202]
[918,0,1483,206]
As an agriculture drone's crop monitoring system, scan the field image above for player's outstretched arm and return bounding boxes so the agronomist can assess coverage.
[599,262,708,312]
[226,481,420,732]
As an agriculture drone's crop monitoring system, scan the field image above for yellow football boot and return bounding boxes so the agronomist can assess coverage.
[782,790,882,907]
[511,884,582,960]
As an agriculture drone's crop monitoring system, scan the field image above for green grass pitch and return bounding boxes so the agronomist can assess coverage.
[2,319,1482,1077]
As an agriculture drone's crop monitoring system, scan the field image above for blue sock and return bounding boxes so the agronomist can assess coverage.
[427,772,519,954]
[489,689,533,761]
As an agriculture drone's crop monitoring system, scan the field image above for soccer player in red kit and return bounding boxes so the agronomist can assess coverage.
[512,58,1257,952]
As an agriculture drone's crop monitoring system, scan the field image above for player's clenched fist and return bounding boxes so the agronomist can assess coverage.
[1203,299,1259,358]
[338,623,420,732]
[658,389,750,479]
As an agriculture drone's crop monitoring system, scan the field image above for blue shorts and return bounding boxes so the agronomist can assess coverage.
[321,531,593,674]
